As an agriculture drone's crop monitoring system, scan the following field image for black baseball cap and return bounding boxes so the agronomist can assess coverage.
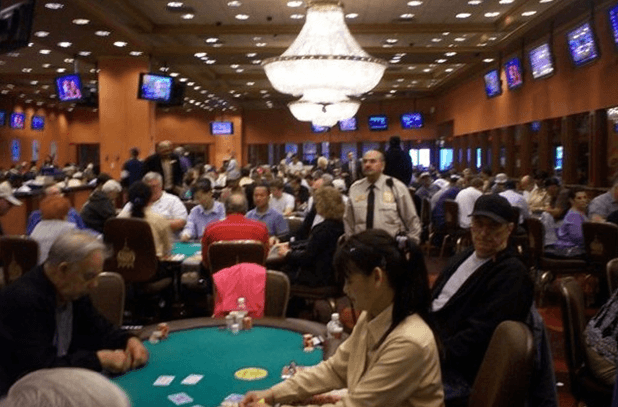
[470,194,514,224]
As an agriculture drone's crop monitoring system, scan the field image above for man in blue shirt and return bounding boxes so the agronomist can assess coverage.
[26,186,86,235]
[180,179,225,241]
[246,182,289,241]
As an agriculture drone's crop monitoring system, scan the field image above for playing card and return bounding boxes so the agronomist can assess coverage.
[153,375,175,386]
[181,374,204,385]
[168,392,194,405]
[223,393,244,402]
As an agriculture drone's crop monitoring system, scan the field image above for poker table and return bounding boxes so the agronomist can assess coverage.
[114,318,332,407]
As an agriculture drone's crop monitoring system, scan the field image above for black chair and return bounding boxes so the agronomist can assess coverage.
[264,270,290,317]
[606,258,618,295]
[208,240,266,274]
[558,277,613,407]
[440,200,470,257]
[0,236,39,286]
[583,222,618,301]
[89,271,125,327]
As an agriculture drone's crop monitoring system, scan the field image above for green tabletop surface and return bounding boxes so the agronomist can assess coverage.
[113,326,323,407]
[172,242,202,257]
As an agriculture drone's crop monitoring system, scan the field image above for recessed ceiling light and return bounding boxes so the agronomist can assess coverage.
[72,19,90,25]
[42,63,51,68]
[246,52,257,57]
[382,44,393,48]
[230,64,239,68]
[400,13,414,19]
[235,14,249,20]
[7,52,19,57]
[290,14,304,19]
[407,1,423,5]
[228,0,242,6]
[45,3,64,10]
[1,90,8,95]
[456,13,471,18]
[194,86,200,90]
[499,0,514,3]
[252,60,262,64]
[483,58,495,63]
[205,37,218,43]
[236,68,244,72]
[539,0,553,2]
[181,13,194,19]
[256,42,267,47]
[64,58,74,63]
[390,59,401,63]
[187,82,195,86]
[212,43,223,48]
[39,49,51,55]
[34,31,50,38]
[206,60,216,64]
[247,82,255,86]
[484,12,500,17]
[431,38,442,42]
[454,37,466,42]
[423,68,432,72]
[170,72,179,77]
[179,78,188,82]
[445,68,454,72]
[287,0,303,6]
[130,51,143,56]
[445,51,457,56]
[95,30,111,36]
[30,80,38,85]
[57,68,66,73]
[114,41,128,47]
[442,32,450,36]
[436,59,447,63]
[167,2,183,7]
[194,52,207,58]
[345,13,358,19]
[78,51,91,56]
[57,42,72,48]
[468,0,482,4]
[22,68,32,73]
[386,38,398,44]
[521,10,537,16]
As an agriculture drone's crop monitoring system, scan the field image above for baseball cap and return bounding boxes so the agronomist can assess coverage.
[0,181,22,206]
[470,194,513,224]
[420,172,431,178]
[494,173,508,184]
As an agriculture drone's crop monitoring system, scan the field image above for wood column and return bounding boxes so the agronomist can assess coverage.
[479,131,489,170]
[561,116,576,184]
[519,124,532,176]
[537,120,551,174]
[504,126,516,177]
[589,109,608,187]
[490,128,500,175]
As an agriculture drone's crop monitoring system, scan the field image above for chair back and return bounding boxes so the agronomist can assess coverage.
[525,217,544,268]
[583,222,618,267]
[208,240,266,274]
[103,218,158,283]
[264,270,290,317]
[420,197,431,228]
[0,236,39,285]
[468,321,535,407]
[285,216,304,238]
[443,199,459,231]
[606,258,618,295]
[89,272,125,327]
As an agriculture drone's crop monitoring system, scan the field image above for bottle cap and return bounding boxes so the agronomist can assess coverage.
[331,313,339,320]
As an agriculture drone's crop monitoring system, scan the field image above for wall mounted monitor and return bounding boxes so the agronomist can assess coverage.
[554,146,564,170]
[439,148,454,171]
[368,115,388,131]
[476,148,482,169]
[0,110,6,126]
[210,121,233,135]
[10,139,20,162]
[483,69,502,98]
[9,112,24,129]
[566,21,600,67]
[137,73,173,102]
[504,56,524,90]
[609,2,618,50]
[401,112,424,129]
[528,42,555,79]
[338,117,358,132]
[31,115,44,130]
[409,149,419,167]
[55,73,83,102]
[311,124,329,133]
[418,148,431,168]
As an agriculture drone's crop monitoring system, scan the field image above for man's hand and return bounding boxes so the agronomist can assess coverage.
[180,232,191,242]
[97,349,132,373]
[126,337,149,369]
[240,389,274,407]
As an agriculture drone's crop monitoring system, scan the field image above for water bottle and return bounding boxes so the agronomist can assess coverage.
[236,297,248,328]
[326,313,343,340]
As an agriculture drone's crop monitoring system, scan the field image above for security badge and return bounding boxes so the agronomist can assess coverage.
[355,194,366,202]
[383,191,394,203]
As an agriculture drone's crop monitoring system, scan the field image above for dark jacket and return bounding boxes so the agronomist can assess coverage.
[80,190,116,233]
[431,246,534,385]
[142,153,183,189]
[384,146,413,185]
[285,219,344,287]
[121,157,144,188]
[0,266,133,394]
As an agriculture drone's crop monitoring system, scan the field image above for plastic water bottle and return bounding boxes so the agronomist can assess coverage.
[236,297,248,328]
[326,313,343,340]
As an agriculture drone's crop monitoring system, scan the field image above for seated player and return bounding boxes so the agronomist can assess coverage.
[1,367,131,407]
[245,182,289,242]
[30,195,76,264]
[241,229,443,407]
[269,178,295,216]
[180,179,225,241]
[26,185,86,235]
[0,231,149,395]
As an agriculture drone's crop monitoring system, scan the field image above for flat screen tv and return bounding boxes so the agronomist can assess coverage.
[439,148,454,171]
[483,69,502,98]
[504,56,524,90]
[338,117,358,132]
[210,121,233,135]
[409,149,419,167]
[529,42,555,79]
[566,21,600,67]
[137,73,173,102]
[9,112,24,129]
[555,146,563,170]
[311,124,329,133]
[608,2,618,50]
[0,0,35,54]
[476,148,482,169]
[401,112,424,129]
[31,115,44,130]
[368,115,388,131]
[55,74,83,102]
[0,110,6,126]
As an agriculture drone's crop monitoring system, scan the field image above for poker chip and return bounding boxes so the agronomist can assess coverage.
[234,367,268,381]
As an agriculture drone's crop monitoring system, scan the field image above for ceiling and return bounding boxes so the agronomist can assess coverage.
[0,0,605,113]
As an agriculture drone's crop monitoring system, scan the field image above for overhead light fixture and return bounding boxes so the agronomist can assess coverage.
[57,42,72,48]
[34,31,50,38]
[45,3,64,10]
[345,13,358,19]
[167,2,183,7]
[456,13,471,18]
[114,41,128,47]
[235,14,249,20]
[95,31,111,36]
[484,12,500,17]
[290,14,304,19]
[182,13,195,19]
[78,51,91,56]
[445,51,457,56]
[407,1,423,5]
[228,1,242,6]
[521,10,537,16]
[400,13,414,19]
[39,49,51,54]
[483,58,495,63]
[72,19,90,25]
[262,0,387,126]
[246,52,257,57]
[130,51,143,56]
[287,1,303,6]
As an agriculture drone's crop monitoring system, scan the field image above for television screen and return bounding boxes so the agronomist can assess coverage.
[483,69,502,98]
[10,112,24,129]
[0,0,35,54]
[31,115,44,130]
[555,146,563,170]
[368,115,388,131]
[0,110,6,126]
[529,42,555,79]
[608,3,618,49]
[566,21,600,67]
[504,57,524,90]
[55,74,83,102]
[476,148,482,168]
[338,117,358,132]
[409,149,419,167]
[138,73,173,102]
[401,112,424,129]
[210,121,233,135]
[312,124,329,133]
[439,148,454,171]
[419,148,431,168]
[10,139,20,162]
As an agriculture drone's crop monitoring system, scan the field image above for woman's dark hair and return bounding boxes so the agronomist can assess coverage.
[568,186,585,201]
[333,229,432,348]
[127,181,151,219]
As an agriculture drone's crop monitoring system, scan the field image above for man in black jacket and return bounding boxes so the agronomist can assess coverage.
[142,140,183,194]
[0,231,148,395]
[383,135,412,185]
[430,194,534,403]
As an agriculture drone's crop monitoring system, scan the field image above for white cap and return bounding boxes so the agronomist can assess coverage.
[0,182,21,206]
[494,173,508,184]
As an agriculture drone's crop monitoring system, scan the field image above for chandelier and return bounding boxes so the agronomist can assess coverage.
[262,0,388,126]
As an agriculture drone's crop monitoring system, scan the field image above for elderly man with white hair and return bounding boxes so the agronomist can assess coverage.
[80,179,122,234]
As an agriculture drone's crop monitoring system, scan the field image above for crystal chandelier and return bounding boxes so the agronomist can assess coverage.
[262,0,388,126]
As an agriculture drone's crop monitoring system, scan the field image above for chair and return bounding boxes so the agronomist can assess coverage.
[285,216,304,238]
[467,321,535,407]
[440,200,469,257]
[89,272,125,327]
[606,258,618,294]
[264,270,290,317]
[583,221,618,271]
[0,236,39,286]
[289,284,343,320]
[558,277,613,407]
[208,240,266,274]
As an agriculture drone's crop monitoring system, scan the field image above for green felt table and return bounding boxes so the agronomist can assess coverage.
[113,325,323,407]
[172,242,202,258]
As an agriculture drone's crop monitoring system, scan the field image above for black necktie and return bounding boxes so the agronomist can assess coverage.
[366,184,375,229]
